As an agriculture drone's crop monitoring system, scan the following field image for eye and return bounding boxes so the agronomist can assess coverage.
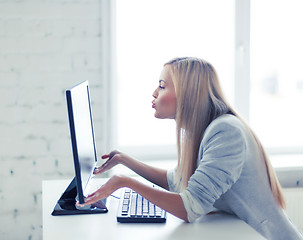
[158,80,166,89]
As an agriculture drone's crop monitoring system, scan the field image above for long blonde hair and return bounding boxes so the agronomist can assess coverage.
[165,57,285,208]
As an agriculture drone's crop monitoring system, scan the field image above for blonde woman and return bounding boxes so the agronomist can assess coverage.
[80,57,302,239]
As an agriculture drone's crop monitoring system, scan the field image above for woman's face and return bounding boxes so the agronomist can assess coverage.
[152,65,177,119]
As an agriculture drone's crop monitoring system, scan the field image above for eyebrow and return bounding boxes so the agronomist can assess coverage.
[159,80,167,84]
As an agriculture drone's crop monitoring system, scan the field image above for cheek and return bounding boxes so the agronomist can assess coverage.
[159,92,176,110]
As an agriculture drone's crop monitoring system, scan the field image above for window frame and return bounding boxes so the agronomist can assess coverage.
[101,0,303,165]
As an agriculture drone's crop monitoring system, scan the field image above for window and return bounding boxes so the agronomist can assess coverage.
[102,0,303,164]
[114,0,235,159]
[250,0,303,154]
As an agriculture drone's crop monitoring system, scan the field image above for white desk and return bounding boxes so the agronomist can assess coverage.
[42,179,265,240]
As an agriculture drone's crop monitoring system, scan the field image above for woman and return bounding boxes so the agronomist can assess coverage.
[80,57,302,239]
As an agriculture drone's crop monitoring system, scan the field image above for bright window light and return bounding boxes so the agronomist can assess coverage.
[115,0,235,153]
[250,0,303,152]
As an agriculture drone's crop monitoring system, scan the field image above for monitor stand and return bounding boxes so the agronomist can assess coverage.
[51,177,108,216]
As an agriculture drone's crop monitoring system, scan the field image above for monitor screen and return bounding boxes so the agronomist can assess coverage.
[66,81,97,204]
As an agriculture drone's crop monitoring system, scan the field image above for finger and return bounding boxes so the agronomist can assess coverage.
[101,154,110,159]
[77,191,99,206]
[86,191,96,198]
[83,194,100,205]
[109,151,119,159]
[94,163,107,174]
[93,166,102,174]
[76,200,90,207]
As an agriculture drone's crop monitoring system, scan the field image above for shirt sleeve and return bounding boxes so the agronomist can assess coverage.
[166,166,179,192]
[181,119,246,222]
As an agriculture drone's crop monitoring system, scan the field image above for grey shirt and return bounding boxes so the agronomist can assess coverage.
[167,114,303,240]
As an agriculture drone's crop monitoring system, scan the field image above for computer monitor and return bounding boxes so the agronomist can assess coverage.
[66,81,98,204]
[51,81,107,215]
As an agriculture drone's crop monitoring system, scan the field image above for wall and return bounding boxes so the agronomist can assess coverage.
[0,0,104,239]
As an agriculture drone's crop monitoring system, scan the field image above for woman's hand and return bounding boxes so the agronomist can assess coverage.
[94,150,123,175]
[78,175,128,206]
[95,150,169,190]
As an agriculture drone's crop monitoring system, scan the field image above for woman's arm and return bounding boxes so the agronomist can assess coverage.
[126,177,188,221]
[80,175,188,222]
[95,151,169,190]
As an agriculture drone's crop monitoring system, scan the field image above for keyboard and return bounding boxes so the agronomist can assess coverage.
[116,188,166,223]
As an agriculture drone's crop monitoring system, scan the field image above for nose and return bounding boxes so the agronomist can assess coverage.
[152,88,158,99]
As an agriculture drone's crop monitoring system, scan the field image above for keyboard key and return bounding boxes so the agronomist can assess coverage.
[130,208,136,217]
[149,202,155,217]
[124,192,130,199]
[122,204,128,212]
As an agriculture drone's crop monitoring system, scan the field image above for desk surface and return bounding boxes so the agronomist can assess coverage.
[42,179,265,240]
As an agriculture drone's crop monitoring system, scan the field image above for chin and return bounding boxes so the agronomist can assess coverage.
[154,111,175,119]
[154,113,163,119]
[154,115,168,120]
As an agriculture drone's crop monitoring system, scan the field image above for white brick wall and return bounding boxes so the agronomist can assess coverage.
[0,0,105,239]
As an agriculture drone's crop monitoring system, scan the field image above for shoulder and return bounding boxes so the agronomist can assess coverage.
[198,114,247,162]
[203,114,246,143]
[206,114,244,133]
